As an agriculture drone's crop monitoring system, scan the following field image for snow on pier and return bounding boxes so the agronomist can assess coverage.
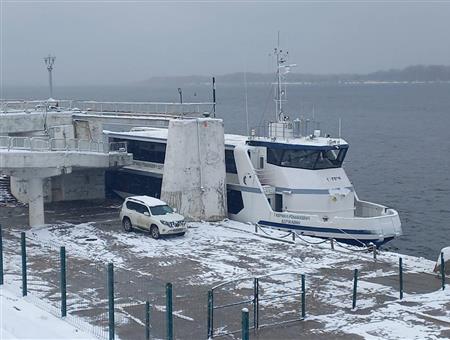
[0,200,449,339]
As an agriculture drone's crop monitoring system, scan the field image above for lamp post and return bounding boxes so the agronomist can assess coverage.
[177,88,183,104]
[44,55,56,98]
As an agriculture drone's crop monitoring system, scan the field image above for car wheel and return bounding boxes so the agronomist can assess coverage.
[150,225,160,239]
[122,218,133,232]
[179,232,186,236]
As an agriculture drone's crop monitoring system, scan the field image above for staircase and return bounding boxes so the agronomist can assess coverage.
[0,175,20,206]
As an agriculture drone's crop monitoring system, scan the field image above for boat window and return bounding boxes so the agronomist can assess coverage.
[314,148,347,170]
[225,149,238,174]
[150,205,174,215]
[106,171,162,198]
[275,194,283,212]
[266,147,347,170]
[267,148,283,165]
[281,149,318,169]
[227,189,244,214]
[128,141,166,164]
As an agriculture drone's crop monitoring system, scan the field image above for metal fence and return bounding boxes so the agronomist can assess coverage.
[0,223,447,340]
[0,225,202,340]
[0,136,127,154]
[207,272,305,338]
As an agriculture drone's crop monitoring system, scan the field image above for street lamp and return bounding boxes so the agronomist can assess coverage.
[44,55,56,98]
[177,88,183,104]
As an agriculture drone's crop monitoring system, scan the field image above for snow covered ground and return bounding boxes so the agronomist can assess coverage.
[0,285,93,339]
[1,200,449,339]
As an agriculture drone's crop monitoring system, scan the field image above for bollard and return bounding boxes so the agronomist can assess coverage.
[145,301,151,340]
[441,252,446,290]
[254,224,258,233]
[399,257,403,299]
[373,244,377,261]
[107,263,115,340]
[352,269,358,309]
[330,238,334,250]
[166,283,173,340]
[301,274,306,318]
[241,308,249,340]
[253,278,259,330]
[0,224,3,285]
[21,232,27,296]
[292,232,296,241]
[60,246,67,317]
[207,290,213,338]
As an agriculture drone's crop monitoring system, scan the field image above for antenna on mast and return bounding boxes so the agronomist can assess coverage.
[273,32,295,122]
[44,55,56,99]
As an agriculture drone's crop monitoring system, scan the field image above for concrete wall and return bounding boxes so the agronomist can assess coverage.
[0,112,72,134]
[73,120,103,142]
[48,125,75,140]
[51,169,105,201]
[10,169,105,203]
[161,118,227,221]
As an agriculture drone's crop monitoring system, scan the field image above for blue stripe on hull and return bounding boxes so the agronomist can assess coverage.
[258,220,373,235]
[258,220,395,247]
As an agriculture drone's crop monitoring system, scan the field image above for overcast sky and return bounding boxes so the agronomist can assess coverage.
[1,1,450,85]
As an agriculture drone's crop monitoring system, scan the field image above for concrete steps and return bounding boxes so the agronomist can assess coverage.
[0,175,21,206]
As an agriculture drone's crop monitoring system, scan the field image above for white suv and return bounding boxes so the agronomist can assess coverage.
[119,196,187,239]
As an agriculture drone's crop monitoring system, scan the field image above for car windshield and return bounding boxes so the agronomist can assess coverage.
[150,205,174,215]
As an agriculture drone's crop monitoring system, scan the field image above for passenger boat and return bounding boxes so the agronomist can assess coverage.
[105,44,402,247]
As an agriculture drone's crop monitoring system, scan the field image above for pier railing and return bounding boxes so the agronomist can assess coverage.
[0,99,215,116]
[0,136,127,154]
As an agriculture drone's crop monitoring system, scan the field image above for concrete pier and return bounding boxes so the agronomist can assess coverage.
[0,138,132,226]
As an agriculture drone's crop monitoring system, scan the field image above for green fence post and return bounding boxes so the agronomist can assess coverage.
[60,246,67,317]
[207,290,213,338]
[166,282,173,340]
[107,263,115,340]
[241,308,249,340]
[352,269,358,309]
[301,274,306,318]
[21,232,27,297]
[441,252,446,290]
[145,301,151,340]
[253,278,259,330]
[0,224,3,285]
[399,257,404,299]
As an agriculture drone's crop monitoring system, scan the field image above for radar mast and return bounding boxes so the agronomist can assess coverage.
[274,32,296,122]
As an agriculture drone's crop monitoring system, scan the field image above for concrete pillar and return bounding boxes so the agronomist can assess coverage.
[28,177,45,227]
[161,118,227,221]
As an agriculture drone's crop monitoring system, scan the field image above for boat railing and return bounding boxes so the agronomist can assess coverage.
[354,199,389,218]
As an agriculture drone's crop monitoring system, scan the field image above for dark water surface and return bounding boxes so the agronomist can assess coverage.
[3,82,450,260]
